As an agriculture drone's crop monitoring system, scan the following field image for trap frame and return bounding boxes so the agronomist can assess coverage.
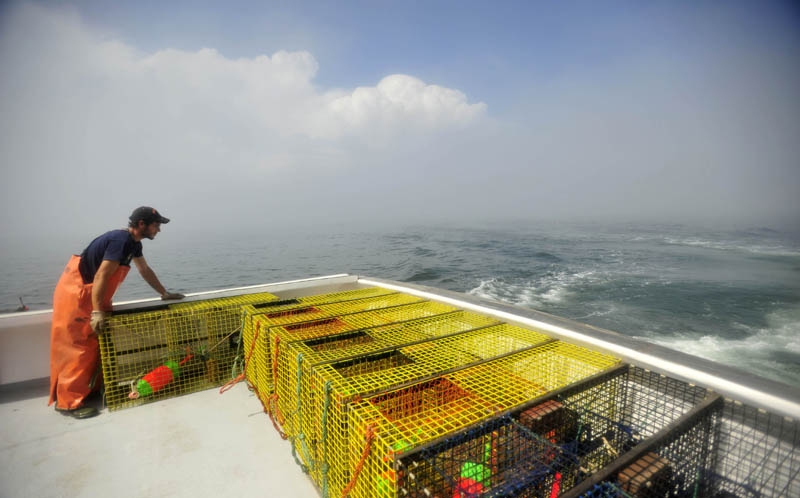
[168,291,279,311]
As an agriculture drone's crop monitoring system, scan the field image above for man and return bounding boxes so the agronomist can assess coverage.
[49,206,185,418]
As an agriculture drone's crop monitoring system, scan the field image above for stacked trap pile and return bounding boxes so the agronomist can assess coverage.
[247,287,737,498]
[243,287,624,498]
[99,291,279,410]
[100,284,777,498]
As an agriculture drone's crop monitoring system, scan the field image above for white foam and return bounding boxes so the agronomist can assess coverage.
[662,237,800,257]
[468,273,800,384]
[571,303,619,320]
[469,278,546,307]
[468,271,594,308]
[468,278,500,300]
[635,307,800,384]
[541,288,565,303]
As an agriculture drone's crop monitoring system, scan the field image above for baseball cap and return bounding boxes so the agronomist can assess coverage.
[129,206,170,225]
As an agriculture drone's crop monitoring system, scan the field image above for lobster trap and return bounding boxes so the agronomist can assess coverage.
[240,289,416,380]
[391,365,722,498]
[99,291,277,410]
[274,310,504,449]
[240,286,401,348]
[240,284,404,387]
[345,342,621,498]
[242,292,445,404]
[295,326,616,498]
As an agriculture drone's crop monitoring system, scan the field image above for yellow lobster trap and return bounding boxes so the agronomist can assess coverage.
[250,297,451,409]
[241,290,431,404]
[99,291,277,410]
[345,342,621,498]
[288,322,560,496]
[273,310,501,447]
[240,287,401,390]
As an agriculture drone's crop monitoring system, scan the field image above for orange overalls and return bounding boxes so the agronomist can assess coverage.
[48,255,129,410]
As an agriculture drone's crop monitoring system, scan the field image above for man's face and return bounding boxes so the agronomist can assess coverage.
[142,221,161,240]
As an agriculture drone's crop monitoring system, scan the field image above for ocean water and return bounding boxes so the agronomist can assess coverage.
[3,221,799,387]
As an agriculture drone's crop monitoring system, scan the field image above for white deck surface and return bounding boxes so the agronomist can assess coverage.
[1,381,320,498]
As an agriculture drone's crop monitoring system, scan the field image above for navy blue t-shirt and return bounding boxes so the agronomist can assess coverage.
[78,229,143,284]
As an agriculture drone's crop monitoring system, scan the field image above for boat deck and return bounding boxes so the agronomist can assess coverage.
[0,379,317,498]
[2,275,799,498]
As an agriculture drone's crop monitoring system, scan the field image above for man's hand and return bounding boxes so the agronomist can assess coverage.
[90,311,110,335]
[161,292,185,301]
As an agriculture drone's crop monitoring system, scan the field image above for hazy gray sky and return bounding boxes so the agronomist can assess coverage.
[1,1,798,244]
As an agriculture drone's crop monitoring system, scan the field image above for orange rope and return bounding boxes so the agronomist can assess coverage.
[341,423,376,497]
[219,323,260,394]
[178,348,194,366]
[216,323,287,440]
[267,393,288,439]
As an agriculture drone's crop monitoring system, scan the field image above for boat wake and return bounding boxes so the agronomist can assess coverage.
[468,272,593,307]
[469,276,800,386]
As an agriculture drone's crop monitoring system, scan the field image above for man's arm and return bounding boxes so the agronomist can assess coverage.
[133,256,167,296]
[133,256,184,299]
[92,260,120,311]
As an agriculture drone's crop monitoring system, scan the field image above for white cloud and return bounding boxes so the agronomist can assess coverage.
[324,75,486,135]
[0,3,487,234]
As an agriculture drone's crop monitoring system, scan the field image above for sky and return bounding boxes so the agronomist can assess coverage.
[1,0,799,245]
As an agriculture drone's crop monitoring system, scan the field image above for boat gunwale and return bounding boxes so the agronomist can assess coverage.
[1,273,798,420]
